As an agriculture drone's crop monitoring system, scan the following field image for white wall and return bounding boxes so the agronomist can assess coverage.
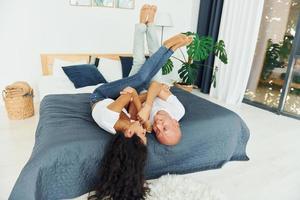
[0,0,200,105]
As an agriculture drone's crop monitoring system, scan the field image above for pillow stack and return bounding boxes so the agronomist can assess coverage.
[52,58,108,89]
[119,56,134,77]
[62,64,107,88]
[54,56,149,89]
[95,56,149,80]
[95,57,123,82]
[118,56,149,77]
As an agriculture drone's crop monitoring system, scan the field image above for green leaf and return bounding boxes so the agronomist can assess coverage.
[178,62,199,84]
[182,31,195,36]
[211,66,218,88]
[187,35,214,61]
[174,32,228,84]
[279,35,293,61]
[214,40,228,64]
[261,39,283,80]
[162,59,174,75]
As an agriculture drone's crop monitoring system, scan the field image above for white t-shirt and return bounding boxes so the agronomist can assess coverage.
[92,95,185,134]
[92,99,130,134]
[149,95,185,124]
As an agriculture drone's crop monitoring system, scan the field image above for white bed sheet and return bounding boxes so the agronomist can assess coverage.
[38,76,102,101]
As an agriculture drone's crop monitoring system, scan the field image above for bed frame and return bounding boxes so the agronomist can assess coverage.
[40,53,132,76]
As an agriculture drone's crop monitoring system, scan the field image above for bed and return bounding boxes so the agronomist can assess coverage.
[9,54,250,200]
[38,53,131,100]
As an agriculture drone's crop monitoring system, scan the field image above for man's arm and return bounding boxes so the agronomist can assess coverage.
[137,81,164,123]
[143,81,164,107]
[158,85,185,120]
[157,84,172,101]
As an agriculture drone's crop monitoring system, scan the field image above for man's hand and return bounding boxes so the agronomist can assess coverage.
[161,83,170,90]
[158,84,172,101]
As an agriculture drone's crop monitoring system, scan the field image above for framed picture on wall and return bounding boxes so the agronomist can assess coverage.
[92,0,114,8]
[115,0,134,9]
[70,0,92,6]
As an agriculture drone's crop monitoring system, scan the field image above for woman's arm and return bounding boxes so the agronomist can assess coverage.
[113,112,131,133]
[106,89,140,137]
[138,92,148,103]
[131,93,142,112]
[128,92,147,120]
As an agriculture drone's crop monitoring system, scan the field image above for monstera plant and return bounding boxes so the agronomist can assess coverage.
[261,35,294,80]
[162,32,228,88]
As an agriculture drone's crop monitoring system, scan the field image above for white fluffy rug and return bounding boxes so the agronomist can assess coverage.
[147,174,227,200]
[71,174,227,200]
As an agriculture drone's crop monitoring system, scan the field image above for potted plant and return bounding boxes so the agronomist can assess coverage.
[260,34,293,81]
[162,32,228,92]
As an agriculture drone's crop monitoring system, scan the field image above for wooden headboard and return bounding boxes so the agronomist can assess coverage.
[40,53,132,76]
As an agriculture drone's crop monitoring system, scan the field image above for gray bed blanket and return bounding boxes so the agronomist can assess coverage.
[9,87,250,200]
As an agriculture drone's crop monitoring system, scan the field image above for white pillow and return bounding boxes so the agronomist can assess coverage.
[52,58,88,78]
[97,58,123,82]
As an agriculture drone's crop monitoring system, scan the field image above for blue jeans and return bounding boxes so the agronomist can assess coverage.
[90,46,173,103]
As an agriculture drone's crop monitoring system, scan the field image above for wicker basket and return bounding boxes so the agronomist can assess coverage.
[2,89,34,120]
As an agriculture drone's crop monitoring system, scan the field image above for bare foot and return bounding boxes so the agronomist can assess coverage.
[137,103,151,124]
[163,34,186,49]
[147,5,157,24]
[186,36,193,45]
[171,36,193,51]
[140,4,150,24]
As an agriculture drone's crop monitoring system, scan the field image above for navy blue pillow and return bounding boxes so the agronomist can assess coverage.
[119,56,133,77]
[62,64,107,88]
[119,56,150,78]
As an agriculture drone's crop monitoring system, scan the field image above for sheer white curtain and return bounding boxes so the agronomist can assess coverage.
[210,0,265,105]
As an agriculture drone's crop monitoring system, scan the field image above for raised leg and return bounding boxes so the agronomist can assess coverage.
[129,4,150,77]
[91,46,170,101]
[146,6,159,57]
[146,6,162,81]
[146,25,159,56]
[129,23,147,76]
[90,34,191,102]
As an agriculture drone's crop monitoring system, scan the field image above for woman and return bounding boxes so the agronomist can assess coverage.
[89,4,191,200]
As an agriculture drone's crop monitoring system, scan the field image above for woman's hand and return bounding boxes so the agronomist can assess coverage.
[124,121,146,138]
[120,87,138,98]
[128,101,138,120]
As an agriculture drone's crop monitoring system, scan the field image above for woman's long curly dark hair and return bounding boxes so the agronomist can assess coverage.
[89,133,149,200]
